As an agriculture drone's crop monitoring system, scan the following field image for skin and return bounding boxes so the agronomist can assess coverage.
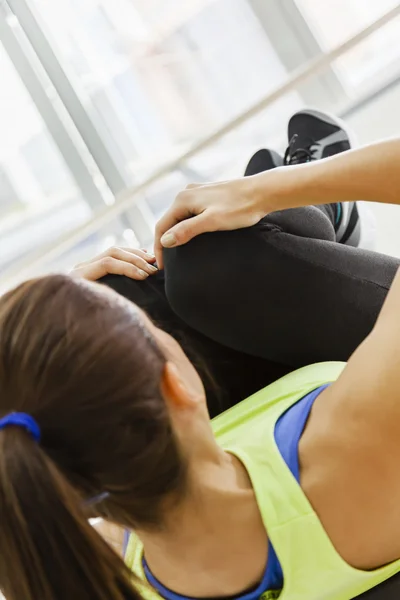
[132,306,268,598]
[73,137,400,590]
[154,138,400,266]
[75,139,400,276]
[91,278,400,596]
[71,247,158,281]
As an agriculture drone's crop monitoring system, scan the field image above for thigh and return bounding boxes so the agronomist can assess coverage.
[164,221,399,367]
[99,273,289,417]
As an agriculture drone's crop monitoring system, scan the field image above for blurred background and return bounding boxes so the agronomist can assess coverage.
[1,0,400,293]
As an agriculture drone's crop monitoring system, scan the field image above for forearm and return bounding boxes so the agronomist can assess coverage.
[155,137,400,260]
[255,138,400,211]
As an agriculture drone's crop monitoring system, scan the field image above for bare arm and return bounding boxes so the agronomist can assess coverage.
[331,265,400,404]
[155,138,400,266]
[311,266,400,568]
[276,261,400,573]
[268,137,400,210]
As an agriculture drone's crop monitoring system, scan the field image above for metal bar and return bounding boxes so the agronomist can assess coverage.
[6,0,155,244]
[248,0,346,107]
[0,4,109,210]
[340,71,400,121]
[2,5,400,289]
[116,4,400,204]
[6,0,128,194]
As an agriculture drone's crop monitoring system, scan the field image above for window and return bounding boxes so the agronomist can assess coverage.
[0,42,89,274]
[295,0,400,92]
[30,0,292,180]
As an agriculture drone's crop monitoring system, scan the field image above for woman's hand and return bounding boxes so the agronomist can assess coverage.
[154,177,267,268]
[154,137,400,267]
[71,247,158,281]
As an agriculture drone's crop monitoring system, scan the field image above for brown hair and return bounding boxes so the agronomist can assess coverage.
[0,274,186,600]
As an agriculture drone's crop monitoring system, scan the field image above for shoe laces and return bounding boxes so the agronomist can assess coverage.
[284,134,318,165]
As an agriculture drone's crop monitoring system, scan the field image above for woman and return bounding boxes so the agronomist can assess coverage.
[1,266,400,599]
[75,110,395,418]
[1,113,400,599]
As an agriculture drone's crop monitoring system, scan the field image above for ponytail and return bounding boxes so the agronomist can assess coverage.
[0,428,143,600]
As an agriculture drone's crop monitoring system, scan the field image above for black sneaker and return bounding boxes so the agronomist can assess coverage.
[244,148,283,177]
[284,109,376,249]
[285,108,352,165]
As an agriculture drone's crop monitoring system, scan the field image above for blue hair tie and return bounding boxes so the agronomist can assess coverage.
[84,491,110,507]
[0,412,41,442]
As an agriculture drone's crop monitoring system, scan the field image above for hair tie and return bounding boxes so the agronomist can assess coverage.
[84,491,110,507]
[0,413,41,442]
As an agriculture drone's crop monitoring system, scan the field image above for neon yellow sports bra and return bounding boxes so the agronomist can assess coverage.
[125,362,400,599]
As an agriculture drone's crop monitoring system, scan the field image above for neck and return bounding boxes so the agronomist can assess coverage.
[139,450,267,598]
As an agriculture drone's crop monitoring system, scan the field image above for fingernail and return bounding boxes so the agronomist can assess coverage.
[148,265,158,272]
[138,269,148,278]
[161,233,176,248]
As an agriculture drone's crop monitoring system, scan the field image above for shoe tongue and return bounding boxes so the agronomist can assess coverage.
[288,150,311,165]
[285,134,315,165]
[293,133,314,152]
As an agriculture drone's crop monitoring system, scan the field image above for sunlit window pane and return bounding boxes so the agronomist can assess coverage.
[30,0,293,180]
[0,42,89,274]
[295,0,400,92]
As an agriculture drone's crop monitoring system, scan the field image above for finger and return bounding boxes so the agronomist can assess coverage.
[154,202,194,268]
[72,246,154,270]
[72,257,151,281]
[160,211,218,249]
[100,247,157,275]
[102,246,151,263]
[154,239,164,271]
[119,247,157,264]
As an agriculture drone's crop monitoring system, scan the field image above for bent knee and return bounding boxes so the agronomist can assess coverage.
[163,226,271,331]
[163,233,220,326]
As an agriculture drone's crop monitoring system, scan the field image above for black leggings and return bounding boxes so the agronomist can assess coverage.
[165,204,397,365]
